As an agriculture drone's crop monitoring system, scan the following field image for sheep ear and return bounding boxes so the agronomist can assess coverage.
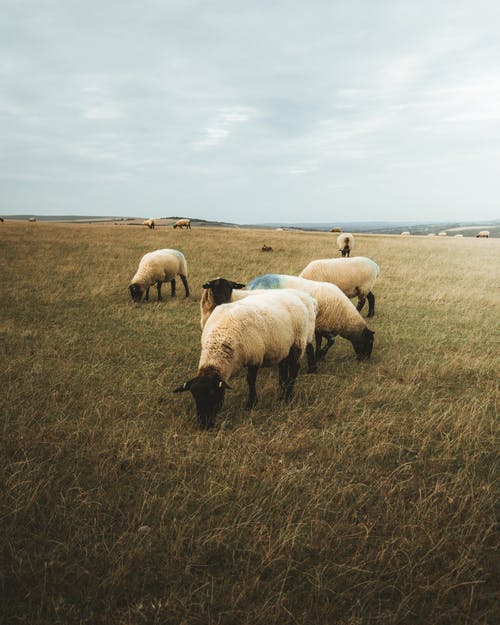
[173,379,194,393]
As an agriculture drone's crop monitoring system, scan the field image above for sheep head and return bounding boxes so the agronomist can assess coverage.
[202,277,245,306]
[174,375,231,429]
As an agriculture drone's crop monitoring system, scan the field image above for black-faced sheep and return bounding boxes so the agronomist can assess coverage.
[143,219,155,229]
[174,289,317,428]
[173,219,191,229]
[129,248,189,302]
[247,274,374,362]
[336,233,354,257]
[299,256,380,317]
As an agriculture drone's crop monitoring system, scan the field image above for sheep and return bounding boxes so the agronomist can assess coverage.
[174,289,317,428]
[143,219,155,229]
[200,277,247,330]
[299,256,380,317]
[401,231,410,236]
[331,227,341,233]
[438,232,447,237]
[173,218,191,230]
[247,274,375,362]
[336,232,354,257]
[28,217,36,222]
[129,248,189,302]
[454,234,464,238]
[476,231,490,238]
[0,217,4,223]
[261,245,273,252]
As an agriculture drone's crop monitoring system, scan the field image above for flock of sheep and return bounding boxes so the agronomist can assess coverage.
[129,233,380,429]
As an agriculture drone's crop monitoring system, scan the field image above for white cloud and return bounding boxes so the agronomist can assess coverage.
[193,106,255,149]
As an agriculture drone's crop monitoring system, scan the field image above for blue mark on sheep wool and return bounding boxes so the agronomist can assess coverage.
[247,274,283,290]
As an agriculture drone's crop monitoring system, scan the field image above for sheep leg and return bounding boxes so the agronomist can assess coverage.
[144,286,150,302]
[356,295,366,313]
[278,357,290,400]
[156,281,163,301]
[284,347,301,401]
[180,274,190,297]
[315,332,323,359]
[170,279,176,297]
[306,342,317,373]
[367,292,375,317]
[245,365,258,409]
[280,347,300,401]
[317,333,335,361]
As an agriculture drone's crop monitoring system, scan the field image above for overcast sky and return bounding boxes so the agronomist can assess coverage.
[1,0,499,223]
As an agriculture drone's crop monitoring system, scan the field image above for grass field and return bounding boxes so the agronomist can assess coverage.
[1,221,498,625]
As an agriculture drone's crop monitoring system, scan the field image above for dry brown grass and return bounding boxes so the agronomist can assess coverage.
[0,221,498,624]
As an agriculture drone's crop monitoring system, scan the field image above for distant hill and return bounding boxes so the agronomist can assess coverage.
[2,214,498,236]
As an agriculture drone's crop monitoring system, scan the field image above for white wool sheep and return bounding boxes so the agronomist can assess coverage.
[129,248,189,302]
[336,232,354,257]
[454,234,464,238]
[174,289,317,428]
[476,231,490,238]
[438,232,447,237]
[173,218,191,229]
[247,274,375,361]
[143,219,155,229]
[401,231,410,236]
[299,256,380,317]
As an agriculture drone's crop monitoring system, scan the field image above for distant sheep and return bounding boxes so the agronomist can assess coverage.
[336,233,354,257]
[401,231,410,236]
[248,274,375,362]
[300,256,380,317]
[173,219,191,230]
[331,227,341,233]
[476,231,490,238]
[0,217,4,222]
[143,219,155,229]
[129,248,189,302]
[454,234,464,238]
[438,232,447,237]
[261,245,273,252]
[174,289,317,428]
[28,217,36,223]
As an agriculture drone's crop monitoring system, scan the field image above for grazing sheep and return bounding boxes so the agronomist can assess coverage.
[28,217,36,222]
[129,248,189,302]
[331,227,341,233]
[476,231,490,238]
[143,219,155,230]
[0,217,4,222]
[438,232,447,237]
[299,256,380,317]
[401,231,410,236]
[173,218,191,230]
[200,277,246,329]
[454,234,464,238]
[174,289,317,428]
[336,233,354,257]
[261,245,273,252]
[247,274,375,362]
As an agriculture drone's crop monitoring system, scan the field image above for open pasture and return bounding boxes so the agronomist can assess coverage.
[0,221,498,624]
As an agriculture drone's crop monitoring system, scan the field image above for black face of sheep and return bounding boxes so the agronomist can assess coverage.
[202,277,246,306]
[174,376,230,429]
[352,328,375,360]
[129,283,144,302]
